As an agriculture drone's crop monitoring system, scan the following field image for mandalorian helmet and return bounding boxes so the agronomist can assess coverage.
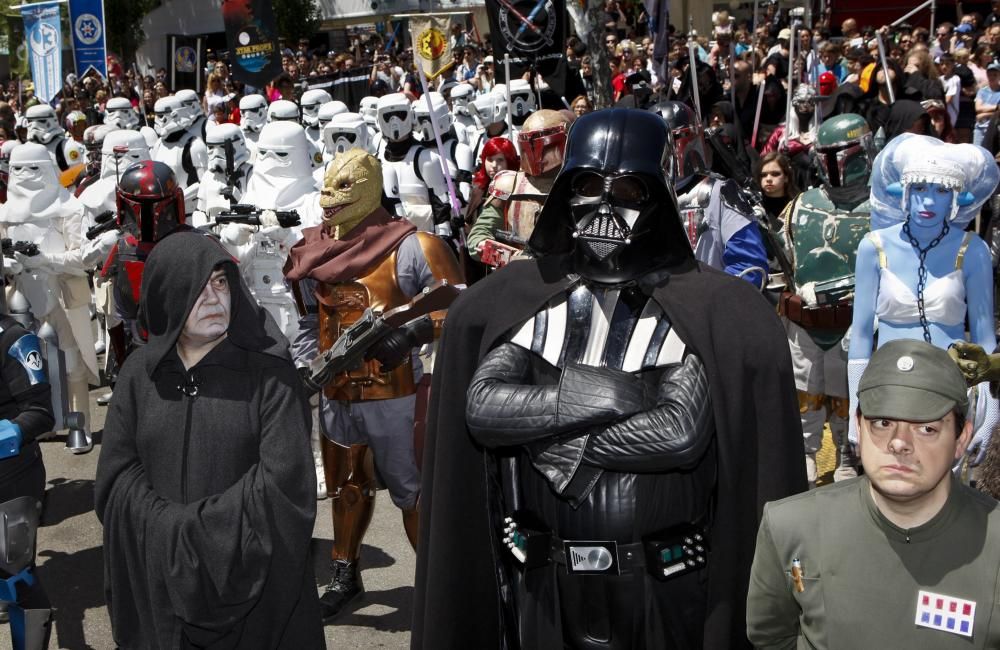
[412,92,452,141]
[116,160,186,243]
[517,109,569,177]
[205,122,249,174]
[83,124,118,177]
[25,104,63,144]
[153,96,187,137]
[469,92,508,130]
[239,94,268,133]
[376,93,415,142]
[101,130,151,181]
[300,89,333,128]
[104,97,140,130]
[529,109,693,286]
[323,113,370,156]
[648,100,707,189]
[317,100,349,130]
[267,99,301,124]
[813,113,874,188]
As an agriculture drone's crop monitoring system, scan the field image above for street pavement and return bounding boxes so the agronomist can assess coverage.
[0,387,414,650]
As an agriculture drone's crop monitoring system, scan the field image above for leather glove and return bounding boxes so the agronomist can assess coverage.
[557,363,656,427]
[949,342,1000,385]
[298,365,325,397]
[365,316,434,371]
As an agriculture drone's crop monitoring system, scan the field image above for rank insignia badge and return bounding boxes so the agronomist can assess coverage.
[915,590,975,637]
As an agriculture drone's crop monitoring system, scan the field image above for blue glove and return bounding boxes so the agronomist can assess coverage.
[0,420,22,459]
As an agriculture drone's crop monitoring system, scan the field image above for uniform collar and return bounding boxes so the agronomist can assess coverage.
[860,474,961,544]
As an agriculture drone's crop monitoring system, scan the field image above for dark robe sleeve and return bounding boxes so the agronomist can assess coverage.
[95,357,317,648]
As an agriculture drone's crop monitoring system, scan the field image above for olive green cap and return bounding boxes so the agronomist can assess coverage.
[858,339,969,422]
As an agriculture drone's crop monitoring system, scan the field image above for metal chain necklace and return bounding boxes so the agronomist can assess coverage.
[901,220,951,343]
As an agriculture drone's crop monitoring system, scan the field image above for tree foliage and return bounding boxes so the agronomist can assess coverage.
[104,0,160,60]
[272,0,320,44]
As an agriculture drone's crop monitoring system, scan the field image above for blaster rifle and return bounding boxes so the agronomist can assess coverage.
[0,239,39,257]
[215,204,301,228]
[305,281,461,388]
[84,210,117,241]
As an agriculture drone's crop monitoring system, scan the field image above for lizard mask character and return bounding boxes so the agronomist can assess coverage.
[320,148,383,238]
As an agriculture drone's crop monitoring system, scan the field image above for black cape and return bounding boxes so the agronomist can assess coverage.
[412,255,807,649]
[95,231,323,650]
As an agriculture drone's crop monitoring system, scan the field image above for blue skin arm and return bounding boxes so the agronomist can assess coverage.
[848,236,880,360]
[963,238,997,351]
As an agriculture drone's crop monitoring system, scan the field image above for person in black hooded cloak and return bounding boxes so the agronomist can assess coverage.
[412,109,806,649]
[95,230,324,650]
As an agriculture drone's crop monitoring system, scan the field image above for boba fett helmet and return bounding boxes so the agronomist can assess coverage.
[813,113,874,188]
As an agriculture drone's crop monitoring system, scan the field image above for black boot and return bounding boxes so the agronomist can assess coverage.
[320,559,364,621]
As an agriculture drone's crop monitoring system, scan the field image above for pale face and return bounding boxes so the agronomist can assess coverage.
[484,152,508,178]
[180,269,231,347]
[859,412,971,504]
[759,160,787,198]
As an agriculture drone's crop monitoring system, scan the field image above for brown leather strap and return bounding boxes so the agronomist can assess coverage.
[779,292,853,330]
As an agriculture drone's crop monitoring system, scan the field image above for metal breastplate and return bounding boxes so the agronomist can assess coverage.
[676,178,712,249]
[245,233,292,300]
[317,249,415,401]
[504,173,552,243]
[786,189,871,300]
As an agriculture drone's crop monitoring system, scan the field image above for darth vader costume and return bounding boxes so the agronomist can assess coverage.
[413,110,806,649]
[95,231,323,649]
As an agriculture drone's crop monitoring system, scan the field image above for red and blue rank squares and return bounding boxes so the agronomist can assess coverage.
[915,590,976,638]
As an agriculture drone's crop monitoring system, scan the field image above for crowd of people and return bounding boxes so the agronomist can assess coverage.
[0,2,995,648]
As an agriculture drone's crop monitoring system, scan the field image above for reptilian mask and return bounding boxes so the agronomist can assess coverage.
[320,148,383,237]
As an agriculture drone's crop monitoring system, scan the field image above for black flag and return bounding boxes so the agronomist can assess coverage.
[221,0,283,89]
[486,0,568,98]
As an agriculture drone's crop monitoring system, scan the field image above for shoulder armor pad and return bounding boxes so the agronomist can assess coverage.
[487,170,518,201]
[8,333,46,385]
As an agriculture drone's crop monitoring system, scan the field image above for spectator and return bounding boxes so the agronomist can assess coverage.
[202,72,226,114]
[939,53,961,127]
[923,98,955,142]
[932,22,955,58]
[975,62,1000,145]
[817,42,847,82]
[754,151,799,223]
[571,94,593,117]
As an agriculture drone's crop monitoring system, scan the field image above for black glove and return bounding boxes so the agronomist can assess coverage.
[365,316,435,371]
[556,363,656,427]
[298,365,328,396]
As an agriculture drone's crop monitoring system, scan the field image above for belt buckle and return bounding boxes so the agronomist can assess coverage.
[563,540,620,576]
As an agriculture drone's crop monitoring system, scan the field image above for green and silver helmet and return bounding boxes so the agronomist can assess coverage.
[813,113,874,188]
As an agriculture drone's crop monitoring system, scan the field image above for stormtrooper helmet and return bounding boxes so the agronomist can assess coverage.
[153,96,187,137]
[323,113,370,156]
[255,121,314,179]
[449,83,475,116]
[359,96,379,126]
[469,93,508,130]
[205,122,249,174]
[0,139,20,186]
[239,94,268,133]
[173,88,203,128]
[104,97,140,130]
[101,130,151,181]
[317,100,349,130]
[376,93,415,142]
[6,142,61,218]
[267,99,300,124]
[506,80,537,123]
[25,104,63,144]
[412,92,452,141]
[83,124,118,177]
[300,89,333,128]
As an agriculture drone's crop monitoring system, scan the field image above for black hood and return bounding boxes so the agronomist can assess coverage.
[884,99,930,143]
[138,229,289,375]
[528,109,693,283]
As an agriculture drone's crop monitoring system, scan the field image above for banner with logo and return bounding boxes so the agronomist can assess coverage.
[170,35,203,93]
[21,0,62,103]
[409,16,453,81]
[221,0,282,89]
[486,0,567,96]
[69,0,107,78]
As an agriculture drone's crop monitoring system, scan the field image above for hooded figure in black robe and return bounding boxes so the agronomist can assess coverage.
[95,230,324,650]
[412,110,806,649]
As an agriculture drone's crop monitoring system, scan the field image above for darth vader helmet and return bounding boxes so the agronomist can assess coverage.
[529,109,693,286]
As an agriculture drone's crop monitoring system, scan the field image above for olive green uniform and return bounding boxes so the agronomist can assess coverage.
[747,476,1000,648]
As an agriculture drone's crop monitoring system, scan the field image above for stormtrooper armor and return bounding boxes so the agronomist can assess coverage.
[0,139,17,204]
[174,88,207,140]
[322,112,370,158]
[0,143,99,431]
[469,92,510,162]
[267,100,300,123]
[220,121,320,341]
[25,104,85,175]
[300,88,333,150]
[317,100,349,131]
[376,93,451,234]
[79,129,151,219]
[151,96,207,206]
[104,97,140,130]
[359,96,382,156]
[413,92,475,204]
[449,82,477,147]
[75,124,118,197]
[195,122,252,225]
[506,79,537,130]
[239,94,267,161]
